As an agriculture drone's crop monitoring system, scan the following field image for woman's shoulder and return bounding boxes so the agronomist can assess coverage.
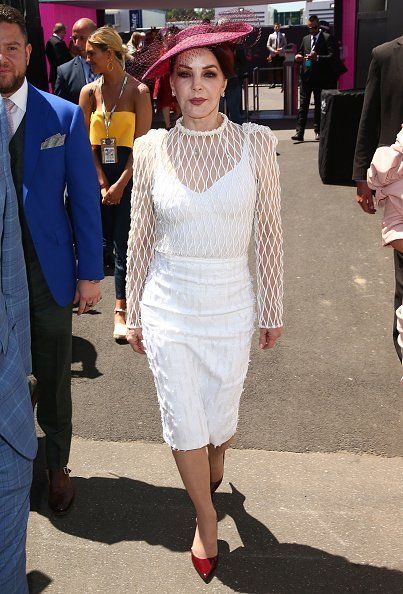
[127,74,150,97]
[242,122,278,147]
[82,81,99,97]
[79,81,99,105]
[133,128,168,152]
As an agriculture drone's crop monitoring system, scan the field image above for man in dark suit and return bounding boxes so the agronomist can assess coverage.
[54,18,97,104]
[291,15,336,142]
[0,5,103,515]
[45,22,71,91]
[353,37,403,359]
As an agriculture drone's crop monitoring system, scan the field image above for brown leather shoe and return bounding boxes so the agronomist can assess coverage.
[48,468,75,516]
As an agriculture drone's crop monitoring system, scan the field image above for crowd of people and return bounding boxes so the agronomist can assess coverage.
[45,16,346,136]
[0,2,402,592]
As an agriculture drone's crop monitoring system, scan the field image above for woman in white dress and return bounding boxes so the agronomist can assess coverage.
[126,22,283,582]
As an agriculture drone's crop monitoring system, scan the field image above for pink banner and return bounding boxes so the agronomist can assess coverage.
[339,0,357,90]
[40,3,97,88]
[40,4,97,46]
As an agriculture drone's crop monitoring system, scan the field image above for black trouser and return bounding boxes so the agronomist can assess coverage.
[97,147,132,300]
[296,81,322,135]
[26,249,73,470]
[269,55,284,85]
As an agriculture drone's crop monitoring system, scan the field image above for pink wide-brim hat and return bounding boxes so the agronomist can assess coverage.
[143,22,254,80]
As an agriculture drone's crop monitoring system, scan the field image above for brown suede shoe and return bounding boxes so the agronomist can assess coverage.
[48,468,75,516]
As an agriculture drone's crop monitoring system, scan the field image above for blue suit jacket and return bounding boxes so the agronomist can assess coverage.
[0,98,37,461]
[24,84,103,307]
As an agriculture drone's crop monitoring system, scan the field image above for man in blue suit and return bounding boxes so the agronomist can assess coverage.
[0,95,36,593]
[0,5,103,515]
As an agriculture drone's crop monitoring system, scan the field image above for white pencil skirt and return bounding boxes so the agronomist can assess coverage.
[141,252,255,451]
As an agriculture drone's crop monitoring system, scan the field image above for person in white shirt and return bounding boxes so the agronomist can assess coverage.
[292,15,336,142]
[266,23,286,88]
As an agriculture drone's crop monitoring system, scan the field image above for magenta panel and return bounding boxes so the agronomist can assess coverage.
[339,0,357,90]
[39,3,97,91]
[39,4,97,45]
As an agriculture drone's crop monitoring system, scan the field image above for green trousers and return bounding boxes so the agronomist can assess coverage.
[27,251,73,470]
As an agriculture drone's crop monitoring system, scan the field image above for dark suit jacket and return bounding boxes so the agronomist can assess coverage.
[352,37,403,180]
[54,56,87,104]
[298,31,335,88]
[45,35,71,86]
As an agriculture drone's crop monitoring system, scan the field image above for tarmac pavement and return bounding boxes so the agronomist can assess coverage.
[27,111,403,592]
[28,439,403,594]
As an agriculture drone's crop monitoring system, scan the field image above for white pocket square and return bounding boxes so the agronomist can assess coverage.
[40,133,66,150]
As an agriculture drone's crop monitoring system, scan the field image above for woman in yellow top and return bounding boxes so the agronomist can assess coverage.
[79,26,152,339]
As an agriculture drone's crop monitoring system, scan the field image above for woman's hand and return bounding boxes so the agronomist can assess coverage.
[102,182,124,206]
[127,327,146,354]
[100,186,109,201]
[259,327,282,350]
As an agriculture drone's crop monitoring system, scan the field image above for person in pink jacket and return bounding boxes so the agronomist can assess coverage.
[368,126,403,375]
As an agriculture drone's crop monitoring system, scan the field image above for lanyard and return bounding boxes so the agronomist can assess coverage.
[100,74,128,138]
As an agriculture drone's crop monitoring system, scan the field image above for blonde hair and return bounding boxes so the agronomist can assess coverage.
[88,26,128,61]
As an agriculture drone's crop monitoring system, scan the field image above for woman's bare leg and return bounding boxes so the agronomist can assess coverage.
[208,437,233,483]
[173,448,217,558]
[114,298,126,325]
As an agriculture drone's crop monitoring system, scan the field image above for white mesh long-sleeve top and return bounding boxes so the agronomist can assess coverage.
[126,114,283,329]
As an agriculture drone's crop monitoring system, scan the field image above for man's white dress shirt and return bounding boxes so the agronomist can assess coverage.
[1,78,28,139]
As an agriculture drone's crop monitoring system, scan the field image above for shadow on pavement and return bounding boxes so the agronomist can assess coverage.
[72,335,102,379]
[27,570,52,594]
[31,464,403,594]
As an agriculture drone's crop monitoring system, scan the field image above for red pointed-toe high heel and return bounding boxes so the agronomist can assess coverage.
[210,452,225,494]
[191,551,219,582]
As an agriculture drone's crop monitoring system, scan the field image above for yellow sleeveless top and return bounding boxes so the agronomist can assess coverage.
[90,111,136,148]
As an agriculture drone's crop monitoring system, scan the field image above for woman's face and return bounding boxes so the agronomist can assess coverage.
[85,42,112,74]
[170,48,227,120]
